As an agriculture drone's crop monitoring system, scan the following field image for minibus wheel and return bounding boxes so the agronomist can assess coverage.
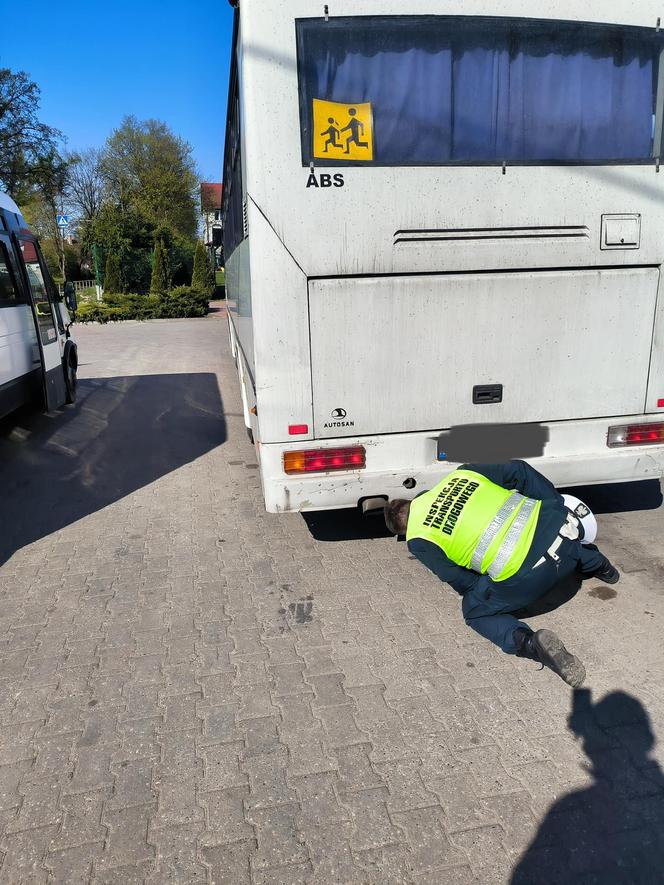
[64,350,78,404]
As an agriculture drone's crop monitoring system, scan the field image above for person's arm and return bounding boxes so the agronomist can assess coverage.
[408,538,482,594]
[462,459,562,501]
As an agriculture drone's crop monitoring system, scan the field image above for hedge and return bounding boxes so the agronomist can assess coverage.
[76,287,209,323]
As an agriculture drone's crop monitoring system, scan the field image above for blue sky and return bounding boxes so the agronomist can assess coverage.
[1,0,235,182]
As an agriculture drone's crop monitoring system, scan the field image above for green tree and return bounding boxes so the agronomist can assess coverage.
[0,68,63,198]
[104,253,122,293]
[19,150,74,281]
[191,241,215,296]
[70,116,200,296]
[169,234,195,287]
[101,116,198,239]
[39,239,80,284]
[84,203,154,293]
[63,244,80,281]
[150,236,169,293]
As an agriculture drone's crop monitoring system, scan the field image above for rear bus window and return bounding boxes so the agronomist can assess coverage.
[296,16,664,166]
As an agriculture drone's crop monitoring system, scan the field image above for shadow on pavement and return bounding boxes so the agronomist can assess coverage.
[512,688,664,884]
[560,479,662,514]
[302,509,393,542]
[0,373,226,567]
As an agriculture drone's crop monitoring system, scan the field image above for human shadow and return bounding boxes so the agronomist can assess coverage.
[0,373,226,567]
[511,688,664,885]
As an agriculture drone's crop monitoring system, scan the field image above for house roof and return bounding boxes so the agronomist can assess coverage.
[200,182,223,212]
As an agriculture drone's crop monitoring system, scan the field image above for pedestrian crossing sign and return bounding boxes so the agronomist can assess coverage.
[313,99,374,161]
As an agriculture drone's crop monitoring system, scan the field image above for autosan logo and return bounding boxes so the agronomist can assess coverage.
[324,407,354,429]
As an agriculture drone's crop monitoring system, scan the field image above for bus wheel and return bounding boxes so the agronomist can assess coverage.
[64,353,77,404]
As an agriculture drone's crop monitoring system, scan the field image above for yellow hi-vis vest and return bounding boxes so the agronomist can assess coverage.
[406,469,541,582]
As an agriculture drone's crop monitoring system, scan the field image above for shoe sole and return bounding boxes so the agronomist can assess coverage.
[534,629,586,688]
[597,570,620,585]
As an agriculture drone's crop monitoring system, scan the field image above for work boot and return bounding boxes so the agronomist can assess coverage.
[592,559,620,585]
[515,628,586,688]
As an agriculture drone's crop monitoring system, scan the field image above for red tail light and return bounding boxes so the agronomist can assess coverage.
[283,446,366,475]
[607,421,664,447]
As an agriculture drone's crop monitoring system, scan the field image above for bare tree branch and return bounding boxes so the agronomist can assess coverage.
[66,148,106,221]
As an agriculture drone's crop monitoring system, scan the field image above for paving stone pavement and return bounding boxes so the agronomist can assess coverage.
[1,312,664,884]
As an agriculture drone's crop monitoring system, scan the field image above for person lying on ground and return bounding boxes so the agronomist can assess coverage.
[384,460,619,687]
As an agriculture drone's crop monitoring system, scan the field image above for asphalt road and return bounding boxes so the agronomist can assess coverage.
[0,312,663,884]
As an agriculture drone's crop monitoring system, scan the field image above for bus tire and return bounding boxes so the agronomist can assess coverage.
[63,345,78,405]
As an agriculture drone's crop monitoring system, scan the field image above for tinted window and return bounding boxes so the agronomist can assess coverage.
[222,70,245,259]
[297,16,664,165]
[0,243,18,302]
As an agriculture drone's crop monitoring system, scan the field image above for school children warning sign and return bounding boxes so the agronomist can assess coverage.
[313,99,374,161]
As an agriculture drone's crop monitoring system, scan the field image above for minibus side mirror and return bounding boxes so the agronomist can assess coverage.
[64,281,77,314]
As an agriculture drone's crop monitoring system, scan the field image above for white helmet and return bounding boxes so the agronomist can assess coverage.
[562,494,597,545]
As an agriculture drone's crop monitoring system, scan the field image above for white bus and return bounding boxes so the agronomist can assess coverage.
[222,1,664,513]
[0,192,78,419]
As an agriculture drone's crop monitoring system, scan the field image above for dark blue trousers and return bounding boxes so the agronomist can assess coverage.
[461,540,605,654]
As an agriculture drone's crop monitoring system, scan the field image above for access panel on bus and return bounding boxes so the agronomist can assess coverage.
[308,268,659,437]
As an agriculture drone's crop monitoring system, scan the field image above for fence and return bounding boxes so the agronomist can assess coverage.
[58,280,102,301]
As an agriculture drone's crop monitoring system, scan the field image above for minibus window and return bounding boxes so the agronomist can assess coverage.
[0,243,18,303]
[297,16,664,165]
[19,239,58,345]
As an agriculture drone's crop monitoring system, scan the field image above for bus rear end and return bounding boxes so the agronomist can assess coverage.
[228,2,664,512]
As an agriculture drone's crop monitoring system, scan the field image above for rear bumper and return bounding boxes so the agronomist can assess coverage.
[258,415,664,512]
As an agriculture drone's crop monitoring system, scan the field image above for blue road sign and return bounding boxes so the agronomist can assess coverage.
[56,214,69,228]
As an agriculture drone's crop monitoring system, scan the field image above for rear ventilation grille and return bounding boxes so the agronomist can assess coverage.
[394,225,589,245]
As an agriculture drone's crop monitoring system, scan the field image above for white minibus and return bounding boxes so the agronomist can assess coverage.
[0,191,78,418]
